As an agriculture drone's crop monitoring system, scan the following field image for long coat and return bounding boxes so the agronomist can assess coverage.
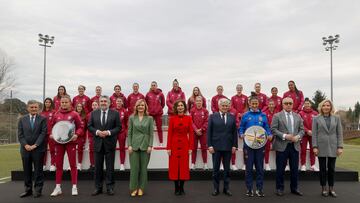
[167,115,194,180]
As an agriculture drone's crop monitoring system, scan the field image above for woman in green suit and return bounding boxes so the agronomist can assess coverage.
[128,99,154,197]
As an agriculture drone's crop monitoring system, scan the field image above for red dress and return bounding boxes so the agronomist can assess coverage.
[167,115,194,180]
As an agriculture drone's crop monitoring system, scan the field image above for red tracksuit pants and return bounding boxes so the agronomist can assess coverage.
[43,137,56,166]
[301,135,315,166]
[191,133,207,164]
[117,131,127,164]
[152,114,163,144]
[55,143,78,184]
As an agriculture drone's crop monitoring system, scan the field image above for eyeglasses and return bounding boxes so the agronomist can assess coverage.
[284,102,293,105]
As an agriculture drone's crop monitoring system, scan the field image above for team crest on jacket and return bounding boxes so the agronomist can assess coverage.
[68,116,72,120]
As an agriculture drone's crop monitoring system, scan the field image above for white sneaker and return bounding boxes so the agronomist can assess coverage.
[50,187,62,197]
[50,165,56,171]
[77,163,82,171]
[285,165,290,171]
[311,165,319,171]
[220,164,224,171]
[203,164,208,170]
[120,164,125,171]
[241,165,246,170]
[72,187,78,196]
[43,165,47,171]
[300,165,306,171]
[265,164,271,171]
[190,163,195,170]
[231,165,238,171]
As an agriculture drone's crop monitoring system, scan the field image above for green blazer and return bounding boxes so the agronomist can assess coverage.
[127,115,154,151]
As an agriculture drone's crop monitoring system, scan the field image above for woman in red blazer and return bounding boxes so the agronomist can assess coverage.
[167,100,194,196]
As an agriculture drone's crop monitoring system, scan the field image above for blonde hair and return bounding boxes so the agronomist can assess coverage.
[133,99,149,116]
[318,99,335,115]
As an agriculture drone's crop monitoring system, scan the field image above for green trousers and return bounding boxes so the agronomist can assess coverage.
[129,150,150,190]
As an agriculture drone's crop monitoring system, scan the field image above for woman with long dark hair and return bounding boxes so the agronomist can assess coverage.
[74,102,87,171]
[283,81,304,113]
[53,85,69,111]
[41,98,56,171]
[187,87,206,111]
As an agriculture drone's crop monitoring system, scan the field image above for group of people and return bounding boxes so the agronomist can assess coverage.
[18,79,343,199]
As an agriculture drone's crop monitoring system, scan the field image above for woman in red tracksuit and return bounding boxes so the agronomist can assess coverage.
[53,85,69,111]
[75,102,87,171]
[145,81,165,146]
[263,99,279,171]
[167,100,194,195]
[211,85,228,113]
[90,86,102,105]
[166,79,186,117]
[110,84,127,109]
[49,95,84,196]
[299,98,319,171]
[72,85,91,114]
[230,84,248,171]
[254,82,268,111]
[187,87,206,111]
[127,82,145,114]
[190,96,209,170]
[283,80,304,113]
[267,87,282,112]
[41,97,56,171]
[86,101,99,170]
[113,97,129,171]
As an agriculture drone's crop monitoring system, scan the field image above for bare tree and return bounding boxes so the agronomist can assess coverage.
[0,49,16,99]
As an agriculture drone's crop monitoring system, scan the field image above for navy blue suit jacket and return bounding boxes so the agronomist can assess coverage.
[207,112,238,151]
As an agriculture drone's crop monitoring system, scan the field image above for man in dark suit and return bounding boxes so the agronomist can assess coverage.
[271,97,304,196]
[88,95,121,196]
[207,98,238,196]
[18,100,47,198]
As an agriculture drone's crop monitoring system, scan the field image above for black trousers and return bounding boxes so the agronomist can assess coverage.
[21,150,45,192]
[94,144,115,190]
[276,143,299,192]
[212,150,232,191]
[318,157,336,187]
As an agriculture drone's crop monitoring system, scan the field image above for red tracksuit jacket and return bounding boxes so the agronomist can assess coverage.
[299,108,318,135]
[231,94,248,118]
[145,88,165,116]
[283,90,305,112]
[187,96,207,112]
[190,107,209,133]
[72,94,91,113]
[49,109,84,143]
[211,94,228,113]
[127,92,145,114]
[166,87,186,115]
[110,92,127,109]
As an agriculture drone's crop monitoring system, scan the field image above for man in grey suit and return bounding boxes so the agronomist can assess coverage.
[271,97,304,196]
[88,95,121,196]
[18,100,47,198]
[207,98,238,196]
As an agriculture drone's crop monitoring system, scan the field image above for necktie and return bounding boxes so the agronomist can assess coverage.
[102,111,106,126]
[30,116,35,129]
[287,112,293,134]
[221,113,226,124]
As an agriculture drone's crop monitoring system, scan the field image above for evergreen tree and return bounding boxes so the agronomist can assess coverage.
[312,90,327,112]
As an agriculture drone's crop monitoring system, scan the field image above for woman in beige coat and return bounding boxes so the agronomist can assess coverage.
[312,99,343,197]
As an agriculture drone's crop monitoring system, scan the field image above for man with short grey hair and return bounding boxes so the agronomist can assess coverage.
[18,100,47,198]
[271,97,304,196]
[207,98,238,196]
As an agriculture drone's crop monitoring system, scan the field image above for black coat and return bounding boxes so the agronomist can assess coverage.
[18,114,47,154]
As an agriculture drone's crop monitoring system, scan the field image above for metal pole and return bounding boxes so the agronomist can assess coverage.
[9,90,12,143]
[330,44,333,102]
[43,45,47,102]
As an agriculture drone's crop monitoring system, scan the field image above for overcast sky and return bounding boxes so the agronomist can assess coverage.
[1,0,359,110]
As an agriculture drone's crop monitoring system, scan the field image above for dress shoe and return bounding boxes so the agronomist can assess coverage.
[329,190,337,198]
[276,190,284,196]
[19,191,32,198]
[212,190,219,196]
[291,190,303,196]
[33,193,42,198]
[223,190,232,196]
[107,189,114,196]
[91,189,103,196]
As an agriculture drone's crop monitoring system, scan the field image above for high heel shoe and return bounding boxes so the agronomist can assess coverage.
[138,189,144,196]
[130,190,138,197]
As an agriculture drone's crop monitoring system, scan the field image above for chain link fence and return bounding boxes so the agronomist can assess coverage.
[0,112,19,144]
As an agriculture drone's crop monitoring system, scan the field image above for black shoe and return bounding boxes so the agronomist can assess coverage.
[107,189,114,196]
[223,190,232,196]
[329,190,337,198]
[246,190,254,197]
[212,190,220,196]
[19,191,32,198]
[91,189,103,196]
[33,193,42,198]
[255,190,265,197]
[175,190,181,196]
[276,190,284,196]
[291,190,303,196]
